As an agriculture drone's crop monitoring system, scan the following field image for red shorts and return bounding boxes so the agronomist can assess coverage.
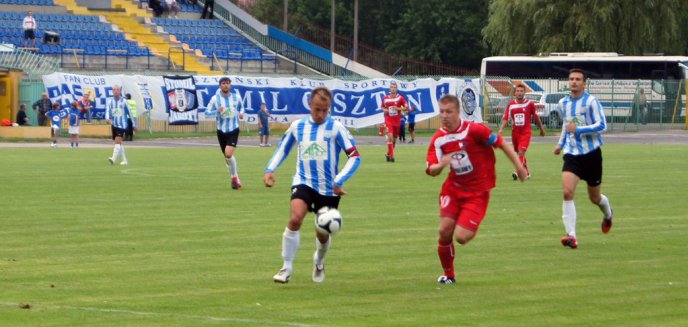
[385,123,400,138]
[512,132,531,152]
[438,189,490,232]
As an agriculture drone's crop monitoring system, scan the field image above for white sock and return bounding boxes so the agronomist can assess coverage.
[120,146,127,162]
[598,194,612,219]
[314,237,331,267]
[112,144,121,162]
[281,227,300,272]
[229,156,238,178]
[563,200,577,237]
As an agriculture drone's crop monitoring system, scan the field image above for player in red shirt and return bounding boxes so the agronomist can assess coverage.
[426,94,527,284]
[381,81,407,162]
[497,84,546,179]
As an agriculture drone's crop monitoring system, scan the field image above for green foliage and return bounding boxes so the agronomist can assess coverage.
[1,143,688,325]
[250,0,489,70]
[484,0,687,55]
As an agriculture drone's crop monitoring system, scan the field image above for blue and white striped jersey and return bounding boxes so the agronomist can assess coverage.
[105,96,136,130]
[557,91,606,156]
[265,117,361,196]
[204,91,244,133]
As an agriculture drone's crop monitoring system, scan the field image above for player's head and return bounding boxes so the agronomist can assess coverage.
[125,93,131,100]
[219,77,231,94]
[309,86,332,124]
[568,68,587,94]
[260,102,267,110]
[112,85,122,98]
[514,84,526,99]
[27,11,32,16]
[389,81,398,95]
[439,94,461,130]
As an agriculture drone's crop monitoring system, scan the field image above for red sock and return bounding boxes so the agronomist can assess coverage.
[519,155,529,174]
[437,239,455,278]
[387,143,394,157]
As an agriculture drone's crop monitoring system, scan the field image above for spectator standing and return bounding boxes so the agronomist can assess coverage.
[68,101,81,148]
[76,90,94,124]
[258,102,271,146]
[165,0,179,18]
[200,0,214,19]
[45,103,68,148]
[22,11,37,49]
[32,93,52,127]
[16,104,30,126]
[124,93,137,141]
[407,105,417,143]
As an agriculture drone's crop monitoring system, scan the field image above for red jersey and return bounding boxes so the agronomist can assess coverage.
[382,93,407,126]
[426,121,503,192]
[503,99,538,134]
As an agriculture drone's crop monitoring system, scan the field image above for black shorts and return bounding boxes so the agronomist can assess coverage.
[24,30,35,40]
[290,184,340,213]
[217,129,240,153]
[111,126,126,140]
[408,123,415,132]
[563,147,603,187]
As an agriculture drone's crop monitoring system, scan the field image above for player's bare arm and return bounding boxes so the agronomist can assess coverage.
[333,186,346,196]
[427,155,452,176]
[263,172,275,187]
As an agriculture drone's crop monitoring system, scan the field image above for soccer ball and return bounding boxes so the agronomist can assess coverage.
[315,207,343,235]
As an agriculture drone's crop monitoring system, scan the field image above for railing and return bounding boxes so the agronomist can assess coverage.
[209,48,279,73]
[200,0,338,77]
[0,45,60,73]
[167,46,185,71]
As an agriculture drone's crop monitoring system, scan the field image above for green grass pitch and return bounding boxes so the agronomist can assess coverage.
[1,142,687,326]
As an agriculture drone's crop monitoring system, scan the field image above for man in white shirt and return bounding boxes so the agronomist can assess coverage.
[22,11,37,49]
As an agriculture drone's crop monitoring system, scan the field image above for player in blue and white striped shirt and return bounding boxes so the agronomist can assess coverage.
[204,77,245,189]
[105,85,136,165]
[264,86,361,284]
[554,69,614,249]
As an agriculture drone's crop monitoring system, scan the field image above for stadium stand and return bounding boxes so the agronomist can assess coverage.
[0,0,285,73]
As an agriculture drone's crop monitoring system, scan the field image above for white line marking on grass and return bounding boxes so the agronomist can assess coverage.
[119,169,155,177]
[0,301,321,326]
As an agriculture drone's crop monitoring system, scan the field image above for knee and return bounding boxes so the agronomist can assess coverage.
[287,217,303,231]
[438,226,453,242]
[588,193,601,204]
[563,188,575,200]
[455,235,473,245]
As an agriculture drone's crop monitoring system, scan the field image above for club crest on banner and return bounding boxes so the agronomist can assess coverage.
[456,80,482,123]
[163,75,199,125]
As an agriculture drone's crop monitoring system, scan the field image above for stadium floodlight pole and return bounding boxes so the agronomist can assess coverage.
[353,0,358,62]
[330,0,335,76]
[283,0,288,31]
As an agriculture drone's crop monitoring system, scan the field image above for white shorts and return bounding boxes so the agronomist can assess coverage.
[69,126,80,134]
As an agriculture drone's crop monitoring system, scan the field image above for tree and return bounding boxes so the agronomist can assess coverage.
[483,0,688,56]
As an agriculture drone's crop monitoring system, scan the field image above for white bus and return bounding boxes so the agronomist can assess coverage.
[480,53,688,125]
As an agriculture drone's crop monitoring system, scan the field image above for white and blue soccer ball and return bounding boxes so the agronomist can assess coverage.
[315,207,343,235]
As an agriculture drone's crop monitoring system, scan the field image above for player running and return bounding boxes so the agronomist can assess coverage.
[381,81,407,162]
[205,77,245,190]
[426,94,526,284]
[497,84,546,179]
[264,86,361,284]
